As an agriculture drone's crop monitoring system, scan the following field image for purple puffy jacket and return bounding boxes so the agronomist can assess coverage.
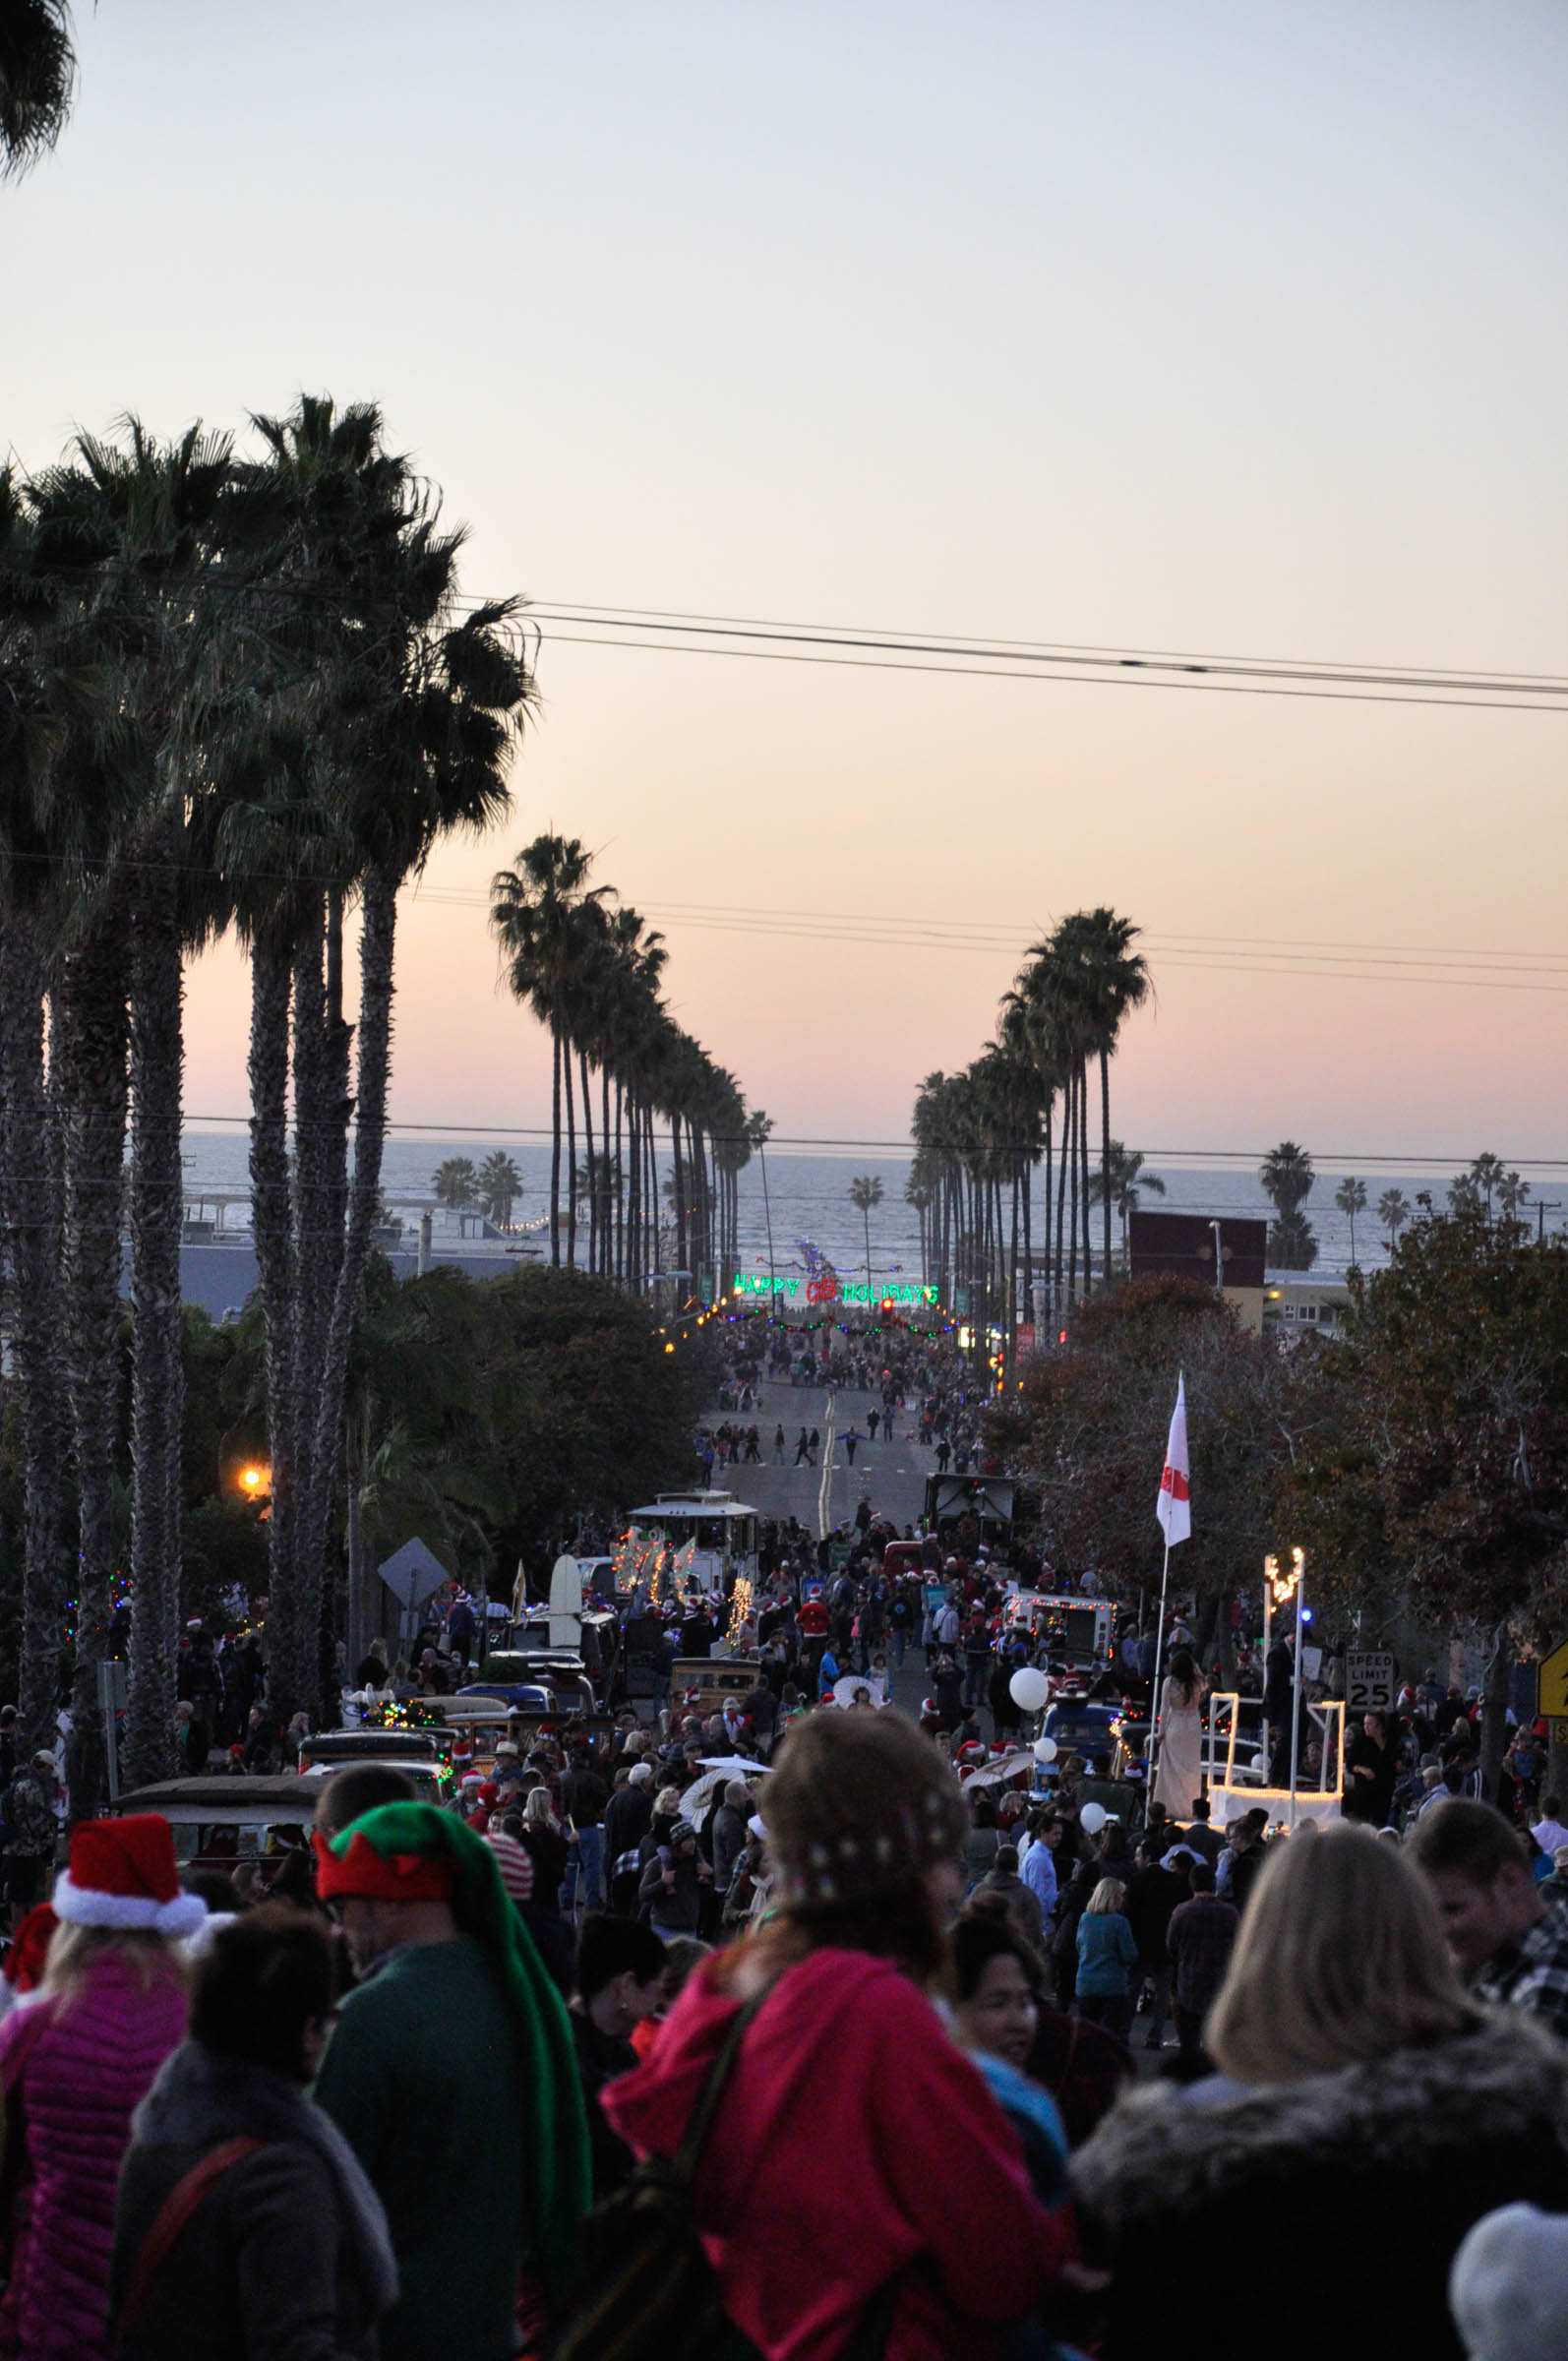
[0,1948,188,2361]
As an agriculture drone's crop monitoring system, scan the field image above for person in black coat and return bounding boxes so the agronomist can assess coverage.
[1071,1826,1568,2361]
[1342,1711,1398,1826]
[111,1906,396,2361]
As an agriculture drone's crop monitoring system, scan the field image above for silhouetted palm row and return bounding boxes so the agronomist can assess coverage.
[490,835,755,1294]
[0,399,531,1792]
[909,910,1152,1360]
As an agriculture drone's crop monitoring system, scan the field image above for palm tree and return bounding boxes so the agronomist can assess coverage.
[433,1157,479,1208]
[1088,1141,1166,1271]
[478,1151,523,1228]
[0,1,77,177]
[1335,1176,1368,1266]
[1064,910,1152,1289]
[849,1174,884,1300]
[491,836,610,1267]
[1260,1141,1315,1216]
[1447,1173,1482,1217]
[905,1176,935,1290]
[1470,1153,1505,1220]
[1497,1170,1532,1225]
[1378,1187,1410,1252]
[746,1110,775,1300]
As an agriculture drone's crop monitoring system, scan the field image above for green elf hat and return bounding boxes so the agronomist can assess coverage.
[316,1800,590,2300]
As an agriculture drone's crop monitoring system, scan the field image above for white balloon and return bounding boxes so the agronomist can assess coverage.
[1033,1735,1058,1765]
[1009,1666,1050,1713]
[1079,1800,1108,1836]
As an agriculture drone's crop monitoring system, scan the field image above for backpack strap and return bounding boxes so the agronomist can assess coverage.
[671,1989,768,2185]
[118,2137,266,2334]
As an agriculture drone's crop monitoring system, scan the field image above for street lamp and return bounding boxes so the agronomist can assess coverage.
[1208,1220,1224,1293]
[238,1463,271,1498]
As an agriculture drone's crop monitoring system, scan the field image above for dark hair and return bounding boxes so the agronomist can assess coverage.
[1191,1799,1211,1822]
[995,1844,1019,1874]
[951,1914,1037,2004]
[1409,1799,1530,1884]
[182,1869,244,1917]
[576,1914,667,2001]
[190,1905,335,2081]
[1189,1866,1216,1895]
[971,1795,997,1829]
[315,1762,417,1837]
[1169,1648,1198,1703]
[1543,1794,1562,1819]
[267,1849,318,1908]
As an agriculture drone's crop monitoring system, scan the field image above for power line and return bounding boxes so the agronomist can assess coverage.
[534,629,1568,715]
[528,598,1568,691]
[528,606,1568,701]
[172,1115,1568,1165]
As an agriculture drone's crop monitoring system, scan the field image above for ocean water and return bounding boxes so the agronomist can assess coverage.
[176,1129,1565,1280]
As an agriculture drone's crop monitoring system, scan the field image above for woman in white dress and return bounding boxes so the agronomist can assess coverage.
[1152,1646,1207,1818]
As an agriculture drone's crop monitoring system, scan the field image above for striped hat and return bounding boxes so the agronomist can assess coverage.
[486,1830,535,1906]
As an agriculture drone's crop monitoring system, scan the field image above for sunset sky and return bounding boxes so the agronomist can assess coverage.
[10,2,1566,1162]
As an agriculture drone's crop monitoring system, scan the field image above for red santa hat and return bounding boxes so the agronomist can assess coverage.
[53,1814,206,1939]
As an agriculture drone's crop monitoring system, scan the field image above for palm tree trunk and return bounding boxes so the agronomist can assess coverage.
[549,1023,562,1266]
[563,1036,578,1269]
[0,924,69,1752]
[124,861,185,1788]
[1099,1047,1114,1291]
[1042,1096,1054,1328]
[250,938,304,1730]
[760,1144,776,1303]
[578,1046,596,1275]
[671,1120,687,1280]
[301,865,398,1725]
[1060,1072,1076,1305]
[1079,1061,1093,1294]
[613,1076,624,1283]
[58,902,131,1818]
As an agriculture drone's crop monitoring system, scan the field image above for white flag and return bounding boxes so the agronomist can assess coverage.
[1156,1374,1191,1545]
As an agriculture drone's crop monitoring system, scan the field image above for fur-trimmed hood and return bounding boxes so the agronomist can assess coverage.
[132,2042,397,2313]
[1071,2010,1568,2238]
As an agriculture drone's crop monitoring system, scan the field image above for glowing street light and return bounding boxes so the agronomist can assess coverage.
[238,1463,271,1498]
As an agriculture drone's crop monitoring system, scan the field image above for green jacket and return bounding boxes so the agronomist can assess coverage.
[316,1939,525,2361]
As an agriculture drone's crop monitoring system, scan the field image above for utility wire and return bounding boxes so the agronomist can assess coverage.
[534,629,1568,714]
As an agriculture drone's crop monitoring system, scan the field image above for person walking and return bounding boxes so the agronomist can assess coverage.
[773,1424,786,1466]
[0,1814,200,2361]
[110,1905,396,2360]
[313,1802,589,2359]
[1125,1838,1186,2051]
[603,1711,1083,2357]
[1072,1827,1568,2361]
[1074,1879,1138,2039]
[4,1750,60,1928]
[1164,1863,1238,2065]
[794,1428,811,1467]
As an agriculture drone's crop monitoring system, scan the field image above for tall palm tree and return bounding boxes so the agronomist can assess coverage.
[491,835,609,1267]
[746,1109,775,1300]
[0,0,77,177]
[1470,1153,1505,1220]
[1064,910,1152,1289]
[1378,1187,1410,1252]
[1497,1170,1531,1225]
[1335,1176,1368,1266]
[477,1150,523,1227]
[433,1157,479,1208]
[849,1174,884,1299]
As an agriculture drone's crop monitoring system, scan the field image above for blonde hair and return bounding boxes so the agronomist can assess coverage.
[1207,1824,1470,2084]
[40,1922,186,2014]
[1084,1877,1127,1915]
[520,1787,558,1830]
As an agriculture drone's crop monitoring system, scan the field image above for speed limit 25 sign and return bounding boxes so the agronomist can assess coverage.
[1346,1651,1395,1714]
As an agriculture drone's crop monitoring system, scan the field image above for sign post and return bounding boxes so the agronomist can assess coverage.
[97,1660,128,1802]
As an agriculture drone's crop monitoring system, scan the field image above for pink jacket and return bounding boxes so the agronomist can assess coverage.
[603,1948,1074,2361]
[0,1950,188,2361]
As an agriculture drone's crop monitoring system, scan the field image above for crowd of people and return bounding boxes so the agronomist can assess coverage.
[0,1658,1562,2357]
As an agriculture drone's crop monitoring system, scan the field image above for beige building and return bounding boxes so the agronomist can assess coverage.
[1263,1273,1353,1339]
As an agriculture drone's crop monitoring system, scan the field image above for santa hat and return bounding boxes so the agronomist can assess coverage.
[53,1815,206,1939]
[313,1826,456,1906]
[3,1903,57,1995]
